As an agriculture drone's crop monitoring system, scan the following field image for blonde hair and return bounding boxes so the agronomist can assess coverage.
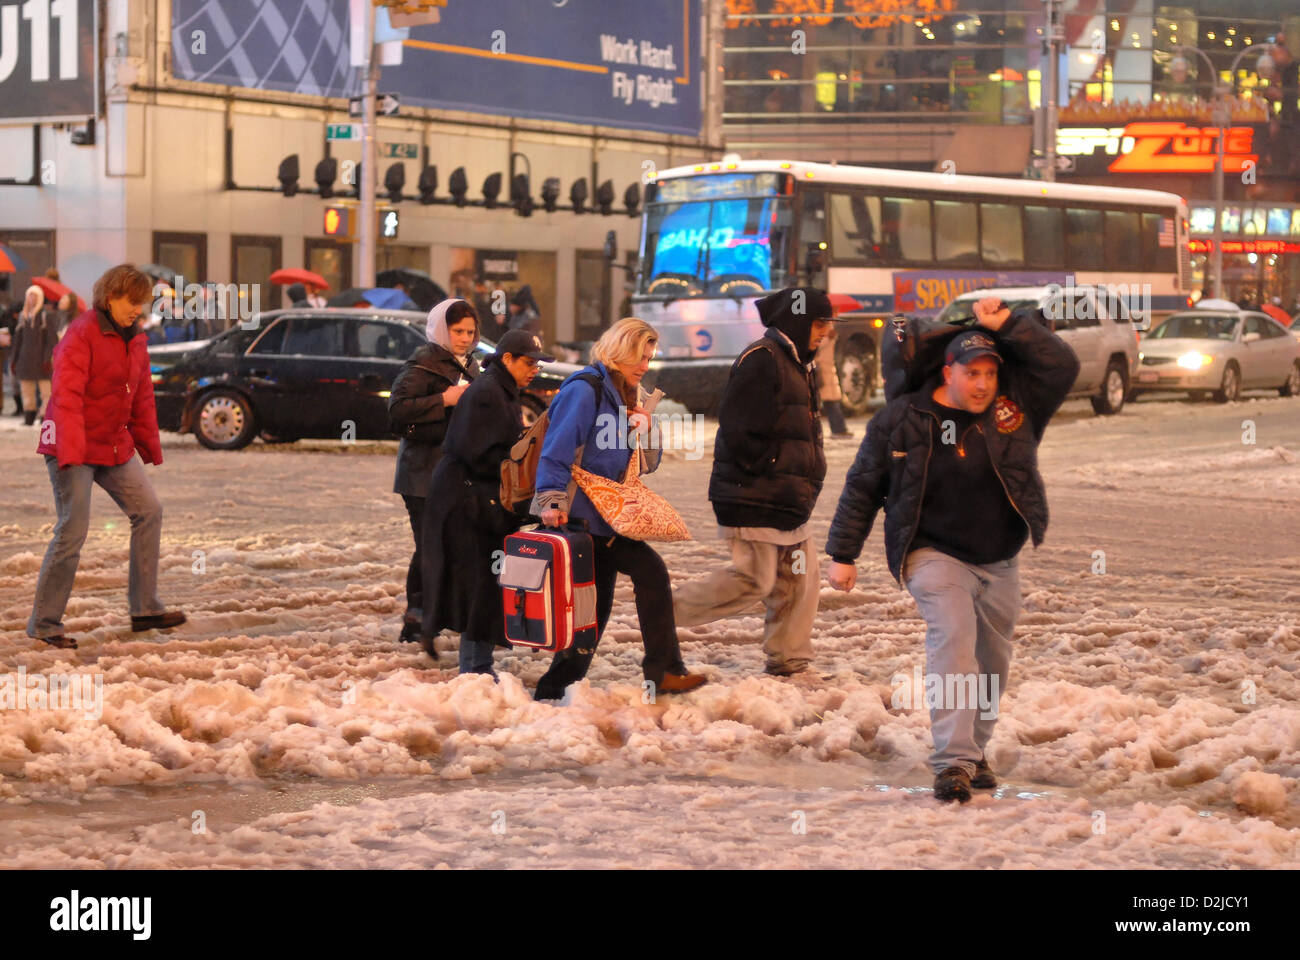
[591,317,658,369]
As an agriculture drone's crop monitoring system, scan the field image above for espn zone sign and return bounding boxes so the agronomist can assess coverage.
[1057,123,1258,174]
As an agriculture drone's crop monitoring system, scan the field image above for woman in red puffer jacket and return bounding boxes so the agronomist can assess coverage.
[28,264,186,650]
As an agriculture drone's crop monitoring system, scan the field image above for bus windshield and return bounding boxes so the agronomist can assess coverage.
[639,173,792,299]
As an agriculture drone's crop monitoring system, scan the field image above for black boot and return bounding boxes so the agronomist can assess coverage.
[934,766,972,804]
[23,410,36,426]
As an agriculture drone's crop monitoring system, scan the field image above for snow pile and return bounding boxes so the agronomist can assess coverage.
[1232,772,1288,816]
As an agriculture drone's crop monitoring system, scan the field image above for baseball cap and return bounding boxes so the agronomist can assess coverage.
[495,329,555,362]
[945,329,1002,367]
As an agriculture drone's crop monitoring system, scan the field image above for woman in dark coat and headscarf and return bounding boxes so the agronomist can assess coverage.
[420,328,553,675]
[387,298,481,645]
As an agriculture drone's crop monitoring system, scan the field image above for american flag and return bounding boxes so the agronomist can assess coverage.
[1158,218,1175,248]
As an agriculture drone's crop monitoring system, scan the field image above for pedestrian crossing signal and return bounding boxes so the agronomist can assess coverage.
[324,206,353,238]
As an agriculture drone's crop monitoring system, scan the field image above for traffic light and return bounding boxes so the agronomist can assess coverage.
[449,166,468,207]
[570,178,588,214]
[323,205,353,238]
[511,173,534,217]
[541,177,560,213]
[314,157,338,199]
[623,182,641,217]
[482,172,502,209]
[417,165,438,204]
[384,162,405,203]
[595,179,615,216]
[277,154,300,197]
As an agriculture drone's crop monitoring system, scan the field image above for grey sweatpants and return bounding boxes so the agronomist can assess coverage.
[672,535,818,670]
[902,546,1021,777]
[28,455,165,639]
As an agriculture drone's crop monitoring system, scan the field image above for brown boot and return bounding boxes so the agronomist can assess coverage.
[657,672,707,694]
[39,635,78,650]
[131,611,187,632]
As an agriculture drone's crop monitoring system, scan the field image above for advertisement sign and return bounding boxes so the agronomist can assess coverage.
[1056,123,1260,175]
[170,0,700,136]
[0,0,97,123]
[893,270,1066,317]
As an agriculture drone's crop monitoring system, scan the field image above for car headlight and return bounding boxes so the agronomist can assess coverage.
[1176,351,1213,370]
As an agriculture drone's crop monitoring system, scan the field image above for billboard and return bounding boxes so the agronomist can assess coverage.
[0,0,97,123]
[170,0,701,137]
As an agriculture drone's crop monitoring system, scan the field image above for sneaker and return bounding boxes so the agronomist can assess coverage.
[971,758,997,790]
[933,766,972,804]
[131,611,187,632]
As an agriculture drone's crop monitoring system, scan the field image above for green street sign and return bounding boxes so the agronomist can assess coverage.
[381,142,419,159]
[326,123,359,141]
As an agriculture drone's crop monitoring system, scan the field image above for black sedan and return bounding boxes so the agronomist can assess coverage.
[149,309,582,450]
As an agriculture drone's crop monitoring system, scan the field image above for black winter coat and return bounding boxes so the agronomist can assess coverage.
[825,312,1080,584]
[10,307,58,380]
[388,342,479,497]
[709,327,827,530]
[419,360,526,642]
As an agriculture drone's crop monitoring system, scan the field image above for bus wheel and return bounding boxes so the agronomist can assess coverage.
[837,339,878,417]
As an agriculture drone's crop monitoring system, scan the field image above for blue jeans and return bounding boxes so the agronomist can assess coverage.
[903,547,1020,777]
[28,455,165,639]
[458,637,497,676]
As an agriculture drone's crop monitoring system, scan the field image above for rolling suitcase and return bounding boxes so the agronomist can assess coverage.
[499,527,598,654]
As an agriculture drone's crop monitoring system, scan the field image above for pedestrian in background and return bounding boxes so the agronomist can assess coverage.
[672,288,836,678]
[286,283,310,309]
[824,298,1078,804]
[507,285,540,332]
[532,317,707,700]
[815,325,854,439]
[10,285,57,426]
[388,298,481,646]
[419,328,541,675]
[28,264,187,650]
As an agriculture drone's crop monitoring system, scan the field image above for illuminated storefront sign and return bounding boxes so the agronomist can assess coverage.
[1057,123,1258,174]
[1186,239,1300,254]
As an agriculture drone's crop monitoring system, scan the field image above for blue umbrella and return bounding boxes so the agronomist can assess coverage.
[364,287,418,310]
[0,243,28,273]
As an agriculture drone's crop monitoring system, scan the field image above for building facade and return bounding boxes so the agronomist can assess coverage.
[0,0,721,344]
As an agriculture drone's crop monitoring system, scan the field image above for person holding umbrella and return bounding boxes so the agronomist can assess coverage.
[28,264,187,650]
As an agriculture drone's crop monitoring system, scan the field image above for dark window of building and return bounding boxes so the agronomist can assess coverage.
[1024,206,1064,269]
[153,231,207,284]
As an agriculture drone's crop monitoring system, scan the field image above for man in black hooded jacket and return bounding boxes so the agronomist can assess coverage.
[672,287,836,676]
[824,298,1078,803]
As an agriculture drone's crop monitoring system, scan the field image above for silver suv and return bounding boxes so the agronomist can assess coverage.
[936,285,1140,416]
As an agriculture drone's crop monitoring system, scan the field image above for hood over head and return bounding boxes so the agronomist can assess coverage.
[426,298,478,358]
[755,286,833,363]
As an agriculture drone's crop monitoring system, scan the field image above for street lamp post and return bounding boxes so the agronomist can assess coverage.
[1170,43,1270,301]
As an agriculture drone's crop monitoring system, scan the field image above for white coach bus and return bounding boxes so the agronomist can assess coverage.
[634,158,1190,415]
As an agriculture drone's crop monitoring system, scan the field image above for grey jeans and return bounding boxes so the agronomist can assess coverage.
[902,547,1020,777]
[28,455,165,639]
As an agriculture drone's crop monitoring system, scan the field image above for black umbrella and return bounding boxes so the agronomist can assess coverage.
[376,268,446,312]
[325,287,372,308]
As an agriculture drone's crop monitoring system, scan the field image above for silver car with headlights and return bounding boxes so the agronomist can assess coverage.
[1132,310,1300,402]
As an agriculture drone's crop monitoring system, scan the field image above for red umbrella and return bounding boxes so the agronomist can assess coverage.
[827,293,861,316]
[269,268,329,289]
[32,276,86,313]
